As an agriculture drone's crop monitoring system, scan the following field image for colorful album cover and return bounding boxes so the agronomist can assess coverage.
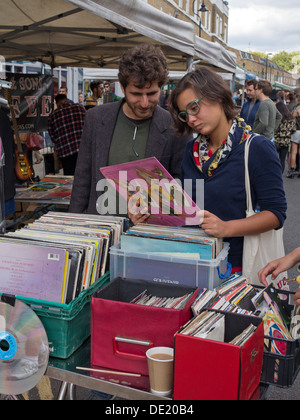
[100,157,203,226]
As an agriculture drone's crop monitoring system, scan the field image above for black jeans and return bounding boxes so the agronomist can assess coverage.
[60,153,78,176]
[276,145,289,173]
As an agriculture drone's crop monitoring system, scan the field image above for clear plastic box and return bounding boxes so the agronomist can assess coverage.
[109,242,230,290]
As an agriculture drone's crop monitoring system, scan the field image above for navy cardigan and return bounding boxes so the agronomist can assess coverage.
[181,133,287,269]
[240,99,260,129]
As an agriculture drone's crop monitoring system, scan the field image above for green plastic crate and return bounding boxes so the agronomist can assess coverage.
[1,273,110,359]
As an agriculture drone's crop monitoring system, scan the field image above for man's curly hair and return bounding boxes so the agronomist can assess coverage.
[118,44,169,89]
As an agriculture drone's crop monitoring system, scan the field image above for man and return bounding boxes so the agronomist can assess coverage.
[69,44,190,216]
[240,79,260,129]
[102,81,115,103]
[104,82,111,93]
[0,106,15,216]
[48,94,86,175]
[85,81,104,107]
[59,86,74,103]
[253,80,282,141]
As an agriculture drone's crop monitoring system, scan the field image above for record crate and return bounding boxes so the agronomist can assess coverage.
[238,286,300,388]
[173,310,264,400]
[260,288,300,388]
[109,242,231,290]
[1,273,110,359]
[91,277,198,375]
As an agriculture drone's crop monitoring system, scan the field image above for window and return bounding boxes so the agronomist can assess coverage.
[224,23,227,42]
[186,0,190,14]
[216,14,219,36]
[193,0,198,18]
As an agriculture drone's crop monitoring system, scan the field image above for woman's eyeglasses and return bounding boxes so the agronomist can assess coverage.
[178,97,204,123]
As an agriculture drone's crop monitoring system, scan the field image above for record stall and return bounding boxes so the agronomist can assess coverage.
[1,159,300,399]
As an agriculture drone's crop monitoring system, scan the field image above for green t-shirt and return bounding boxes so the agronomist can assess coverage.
[102,106,151,217]
[108,106,151,166]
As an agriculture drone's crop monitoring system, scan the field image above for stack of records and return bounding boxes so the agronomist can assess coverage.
[0,212,128,304]
[192,275,256,316]
[130,290,194,309]
[180,310,257,346]
[120,224,223,260]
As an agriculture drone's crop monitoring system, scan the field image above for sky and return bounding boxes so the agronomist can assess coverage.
[228,0,300,55]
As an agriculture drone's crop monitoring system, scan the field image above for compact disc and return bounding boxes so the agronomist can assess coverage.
[0,299,49,395]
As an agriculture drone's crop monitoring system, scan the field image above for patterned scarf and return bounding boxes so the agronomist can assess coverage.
[193,118,252,177]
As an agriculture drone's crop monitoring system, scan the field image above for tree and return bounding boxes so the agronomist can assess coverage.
[249,50,300,72]
[272,51,294,72]
[249,51,268,59]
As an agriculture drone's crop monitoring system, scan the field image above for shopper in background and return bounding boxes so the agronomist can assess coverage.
[240,78,260,129]
[78,93,84,105]
[86,81,104,107]
[286,92,297,112]
[48,94,86,176]
[253,80,282,141]
[168,67,287,273]
[0,105,16,216]
[274,101,296,173]
[287,89,300,178]
[59,86,74,104]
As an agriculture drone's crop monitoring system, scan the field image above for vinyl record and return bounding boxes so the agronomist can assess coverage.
[0,298,49,395]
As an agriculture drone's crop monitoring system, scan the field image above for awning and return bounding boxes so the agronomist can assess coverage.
[83,68,189,82]
[235,64,259,82]
[273,81,295,92]
[0,0,195,70]
[0,0,236,73]
[194,37,237,74]
[235,65,246,82]
[68,0,195,58]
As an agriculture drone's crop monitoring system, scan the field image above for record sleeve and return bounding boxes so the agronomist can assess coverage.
[100,157,203,226]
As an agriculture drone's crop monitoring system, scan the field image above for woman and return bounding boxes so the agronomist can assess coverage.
[274,101,296,173]
[168,68,287,274]
[287,89,300,178]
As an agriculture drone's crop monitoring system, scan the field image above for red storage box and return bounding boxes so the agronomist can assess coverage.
[91,277,198,375]
[174,310,264,400]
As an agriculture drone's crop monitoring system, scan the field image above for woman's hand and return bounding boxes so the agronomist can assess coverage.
[200,210,228,238]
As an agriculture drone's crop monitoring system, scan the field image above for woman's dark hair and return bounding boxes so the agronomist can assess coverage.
[118,44,169,89]
[276,101,294,121]
[169,67,237,135]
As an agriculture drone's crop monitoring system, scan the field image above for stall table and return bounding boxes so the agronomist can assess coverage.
[46,339,170,401]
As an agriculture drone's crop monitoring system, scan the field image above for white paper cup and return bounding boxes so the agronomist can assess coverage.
[146,347,174,397]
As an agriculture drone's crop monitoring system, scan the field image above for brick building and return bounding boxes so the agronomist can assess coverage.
[145,0,229,45]
[142,0,298,88]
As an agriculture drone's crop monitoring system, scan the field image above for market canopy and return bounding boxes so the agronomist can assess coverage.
[273,81,295,92]
[0,0,194,70]
[0,0,236,72]
[194,37,236,74]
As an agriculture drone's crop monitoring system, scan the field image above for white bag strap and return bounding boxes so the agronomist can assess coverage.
[244,134,256,213]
